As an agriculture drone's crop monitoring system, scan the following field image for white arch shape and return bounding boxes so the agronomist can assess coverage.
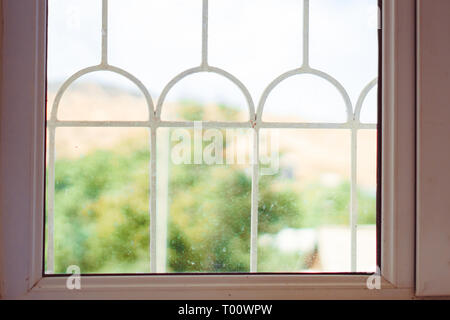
[256,68,353,124]
[50,65,155,122]
[354,78,378,123]
[155,66,256,122]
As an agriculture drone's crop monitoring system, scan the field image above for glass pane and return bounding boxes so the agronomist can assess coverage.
[258,129,354,272]
[46,128,149,273]
[261,74,348,123]
[357,129,377,272]
[108,0,201,96]
[157,127,252,272]
[309,0,378,107]
[48,0,101,93]
[209,0,301,103]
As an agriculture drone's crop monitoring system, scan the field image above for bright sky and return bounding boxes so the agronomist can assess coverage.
[48,0,378,123]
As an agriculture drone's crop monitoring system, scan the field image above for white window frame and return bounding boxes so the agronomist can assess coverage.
[0,0,416,299]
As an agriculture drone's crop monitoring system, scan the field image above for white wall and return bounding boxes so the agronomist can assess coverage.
[416,0,450,297]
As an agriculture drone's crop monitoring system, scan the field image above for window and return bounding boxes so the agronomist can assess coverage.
[45,0,379,275]
[0,0,417,299]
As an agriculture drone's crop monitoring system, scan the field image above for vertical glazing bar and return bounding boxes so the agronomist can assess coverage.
[201,0,208,68]
[302,0,310,68]
[46,127,56,273]
[350,128,358,272]
[150,128,157,273]
[101,0,108,65]
[250,128,259,272]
